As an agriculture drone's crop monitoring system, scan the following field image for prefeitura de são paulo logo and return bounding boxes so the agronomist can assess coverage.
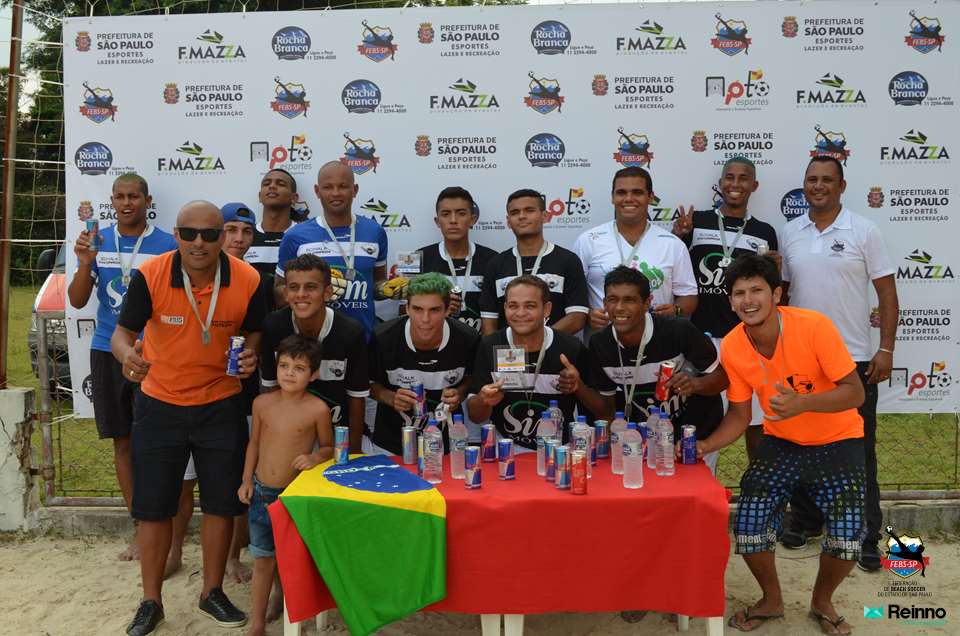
[613,128,653,167]
[340,132,379,175]
[79,82,117,123]
[75,30,92,52]
[905,11,945,53]
[358,20,397,62]
[524,72,564,114]
[711,13,751,56]
[418,22,435,44]
[271,77,310,119]
[810,125,851,164]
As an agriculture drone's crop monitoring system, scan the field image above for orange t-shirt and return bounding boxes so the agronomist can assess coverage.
[720,306,863,445]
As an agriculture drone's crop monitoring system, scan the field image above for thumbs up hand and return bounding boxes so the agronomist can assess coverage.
[768,382,804,420]
[122,338,151,383]
[557,353,581,394]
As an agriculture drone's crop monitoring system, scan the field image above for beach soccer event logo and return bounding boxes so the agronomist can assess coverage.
[75,142,112,176]
[617,20,687,54]
[342,79,381,114]
[79,83,117,123]
[544,188,591,227]
[525,133,564,167]
[905,11,944,53]
[177,29,246,62]
[524,73,564,114]
[796,73,866,107]
[430,78,500,112]
[324,455,431,494]
[340,132,380,175]
[360,198,411,231]
[531,20,571,55]
[882,526,930,578]
[889,71,928,106]
[810,125,851,164]
[780,188,809,220]
[710,14,751,56]
[880,130,950,164]
[897,249,955,283]
[270,77,310,119]
[249,135,313,175]
[357,20,397,62]
[705,70,769,110]
[613,128,653,168]
[156,141,226,174]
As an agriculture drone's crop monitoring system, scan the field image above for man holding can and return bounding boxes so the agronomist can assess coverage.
[112,200,266,635]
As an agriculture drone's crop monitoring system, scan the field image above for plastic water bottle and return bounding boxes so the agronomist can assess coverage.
[423,419,443,484]
[548,400,564,441]
[656,412,675,477]
[610,411,627,475]
[646,408,659,470]
[621,422,644,489]
[571,417,593,478]
[449,414,468,480]
[536,410,556,476]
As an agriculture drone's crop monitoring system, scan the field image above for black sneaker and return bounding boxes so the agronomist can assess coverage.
[126,600,164,636]
[620,610,648,623]
[198,587,248,627]
[779,527,823,550]
[858,541,883,572]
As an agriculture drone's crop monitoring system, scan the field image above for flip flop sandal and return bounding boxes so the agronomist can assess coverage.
[810,610,851,635]
[728,607,785,632]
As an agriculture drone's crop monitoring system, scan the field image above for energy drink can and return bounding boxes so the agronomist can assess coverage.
[554,445,571,489]
[681,425,698,465]
[85,218,100,251]
[417,436,425,477]
[757,243,770,256]
[544,438,559,482]
[464,446,482,489]
[411,382,426,418]
[480,424,497,462]
[226,336,245,377]
[401,426,417,464]
[334,426,350,465]
[571,450,588,495]
[654,360,676,401]
[594,420,610,458]
[497,439,515,480]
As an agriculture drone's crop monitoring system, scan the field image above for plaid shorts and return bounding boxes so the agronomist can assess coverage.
[735,435,866,561]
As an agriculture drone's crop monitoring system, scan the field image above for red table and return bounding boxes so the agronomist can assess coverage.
[272,453,730,624]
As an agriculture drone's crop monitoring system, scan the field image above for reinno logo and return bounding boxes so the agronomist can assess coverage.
[524,72,564,114]
[342,79,381,114]
[156,141,226,173]
[882,525,930,578]
[271,77,310,119]
[357,20,397,62]
[75,142,113,176]
[613,128,653,168]
[710,13,751,56]
[905,11,944,54]
[531,20,571,55]
[79,82,117,123]
[880,129,950,162]
[430,78,500,111]
[525,133,565,167]
[340,132,379,175]
[617,20,687,53]
[272,26,310,60]
[177,29,246,62]
[889,71,929,106]
[810,125,851,165]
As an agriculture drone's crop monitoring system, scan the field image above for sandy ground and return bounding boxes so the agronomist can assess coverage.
[0,534,957,636]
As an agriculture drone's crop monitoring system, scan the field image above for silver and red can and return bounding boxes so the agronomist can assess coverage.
[85,218,100,251]
[497,439,515,480]
[480,424,497,462]
[757,243,770,256]
[554,445,571,489]
[571,450,588,495]
[464,446,482,489]
[226,336,245,376]
[334,426,350,465]
[594,420,610,458]
[654,360,676,401]
[411,382,426,418]
[681,424,698,465]
[401,426,417,464]
[544,438,559,482]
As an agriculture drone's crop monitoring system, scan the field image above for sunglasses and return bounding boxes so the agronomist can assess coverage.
[176,227,222,242]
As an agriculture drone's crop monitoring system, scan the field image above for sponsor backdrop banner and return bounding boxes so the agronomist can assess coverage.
[63,1,958,416]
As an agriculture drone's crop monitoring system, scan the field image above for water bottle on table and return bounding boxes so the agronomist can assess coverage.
[646,408,659,470]
[656,413,675,477]
[571,417,593,478]
[610,411,627,475]
[548,400,564,440]
[535,410,556,476]
[423,419,443,484]
[621,422,644,489]
[449,414,468,479]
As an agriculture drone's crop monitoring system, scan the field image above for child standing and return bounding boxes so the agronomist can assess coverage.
[238,335,332,636]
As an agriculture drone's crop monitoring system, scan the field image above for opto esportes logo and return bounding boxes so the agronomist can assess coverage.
[897,249,954,282]
[905,11,944,53]
[430,78,500,111]
[360,198,411,230]
[342,80,381,114]
[890,361,954,399]
[795,73,866,107]
[531,20,571,55]
[156,141,226,173]
[524,72,564,114]
[177,29,246,62]
[249,135,313,174]
[617,20,686,53]
[74,142,112,176]
[525,133,565,168]
[270,77,310,119]
[809,125,851,165]
[710,13,751,56]
[79,82,117,123]
[340,132,380,175]
[880,130,950,163]
[544,188,591,226]
[705,70,769,109]
[357,20,397,62]
[272,26,310,60]
[613,128,653,168]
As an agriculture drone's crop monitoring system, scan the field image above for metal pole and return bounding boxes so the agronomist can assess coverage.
[37,315,56,501]
[0,1,24,388]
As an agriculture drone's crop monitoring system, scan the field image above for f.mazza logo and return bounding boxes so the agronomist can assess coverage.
[157,141,225,172]
[897,249,954,281]
[430,78,499,110]
[880,130,949,161]
[178,30,246,61]
[75,142,113,176]
[618,19,686,52]
[272,26,310,60]
[796,73,866,105]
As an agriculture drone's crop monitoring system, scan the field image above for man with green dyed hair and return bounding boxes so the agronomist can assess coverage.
[368,272,480,454]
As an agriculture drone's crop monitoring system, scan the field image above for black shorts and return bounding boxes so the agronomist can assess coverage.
[130,390,248,521]
[90,349,134,440]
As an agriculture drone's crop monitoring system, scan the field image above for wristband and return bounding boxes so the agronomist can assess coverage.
[878,347,894,354]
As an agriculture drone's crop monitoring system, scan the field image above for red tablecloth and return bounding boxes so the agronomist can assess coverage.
[271,453,730,622]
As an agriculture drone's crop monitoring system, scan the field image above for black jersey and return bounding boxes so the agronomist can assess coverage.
[587,315,724,440]
[682,210,779,338]
[418,241,498,333]
[370,317,480,455]
[478,243,589,329]
[259,306,369,430]
[245,223,290,311]
[469,327,587,450]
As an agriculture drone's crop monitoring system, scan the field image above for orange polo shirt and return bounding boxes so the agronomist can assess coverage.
[720,306,863,445]
[118,250,266,406]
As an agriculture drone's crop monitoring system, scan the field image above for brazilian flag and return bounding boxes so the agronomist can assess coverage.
[278,455,446,635]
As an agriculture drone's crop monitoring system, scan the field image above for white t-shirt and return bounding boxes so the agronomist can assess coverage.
[571,220,698,309]
[781,206,894,361]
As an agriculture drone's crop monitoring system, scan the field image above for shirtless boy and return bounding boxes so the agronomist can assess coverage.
[238,335,332,636]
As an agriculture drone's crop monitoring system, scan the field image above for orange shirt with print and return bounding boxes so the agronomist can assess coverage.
[720,306,863,445]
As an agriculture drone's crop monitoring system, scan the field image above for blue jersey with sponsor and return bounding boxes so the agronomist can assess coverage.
[276,215,387,337]
[90,225,177,352]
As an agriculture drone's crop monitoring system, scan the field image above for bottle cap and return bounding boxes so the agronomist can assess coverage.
[541,410,552,418]
[453,414,463,423]
[576,415,587,423]
[549,399,559,407]
[615,410,625,419]
[626,422,637,430]
[428,419,438,428]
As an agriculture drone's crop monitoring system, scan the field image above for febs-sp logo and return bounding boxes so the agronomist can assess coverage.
[882,525,930,578]
[905,11,944,53]
[272,26,310,60]
[75,142,113,176]
[157,141,225,173]
[613,128,653,168]
[810,125,850,164]
[358,20,397,62]
[271,77,310,119]
[525,133,565,167]
[710,14,751,56]
[531,21,571,55]
[177,29,246,61]
[780,188,809,220]
[889,71,928,106]
[525,73,564,114]
[342,80,381,114]
[340,132,380,175]
[79,83,117,123]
